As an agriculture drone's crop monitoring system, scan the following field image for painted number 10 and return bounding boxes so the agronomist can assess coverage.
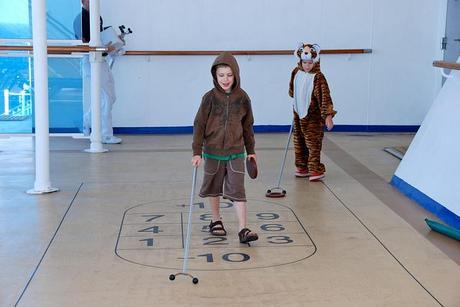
[197,253,250,263]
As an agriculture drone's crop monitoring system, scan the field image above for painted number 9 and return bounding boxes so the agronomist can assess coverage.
[256,213,280,220]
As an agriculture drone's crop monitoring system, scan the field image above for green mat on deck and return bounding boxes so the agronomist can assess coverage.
[425,218,460,241]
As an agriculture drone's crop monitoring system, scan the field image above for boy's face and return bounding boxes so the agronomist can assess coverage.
[216,66,234,93]
[301,60,314,72]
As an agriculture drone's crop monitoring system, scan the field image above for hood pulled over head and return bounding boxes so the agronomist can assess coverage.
[211,52,241,93]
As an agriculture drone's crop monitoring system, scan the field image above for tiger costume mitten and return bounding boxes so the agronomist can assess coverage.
[288,43,337,179]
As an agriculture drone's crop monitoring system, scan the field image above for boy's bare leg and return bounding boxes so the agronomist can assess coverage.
[209,196,226,235]
[235,201,257,242]
[234,201,258,242]
[209,196,221,221]
[234,201,247,230]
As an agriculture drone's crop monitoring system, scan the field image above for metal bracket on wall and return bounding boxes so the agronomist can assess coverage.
[441,37,448,50]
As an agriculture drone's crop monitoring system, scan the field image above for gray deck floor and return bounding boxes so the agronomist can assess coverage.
[1,133,458,307]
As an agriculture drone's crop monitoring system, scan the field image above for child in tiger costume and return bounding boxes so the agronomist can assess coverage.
[288,43,337,181]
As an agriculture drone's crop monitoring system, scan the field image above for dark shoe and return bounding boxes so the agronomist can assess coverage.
[209,220,227,236]
[238,228,258,243]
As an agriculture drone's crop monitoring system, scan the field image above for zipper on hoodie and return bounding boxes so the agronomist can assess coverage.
[222,94,230,149]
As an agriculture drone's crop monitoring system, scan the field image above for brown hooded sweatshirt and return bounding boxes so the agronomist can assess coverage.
[192,52,255,157]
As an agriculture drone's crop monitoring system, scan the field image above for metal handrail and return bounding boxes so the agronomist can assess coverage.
[124,48,372,56]
[0,45,107,54]
[0,46,372,56]
[433,61,460,71]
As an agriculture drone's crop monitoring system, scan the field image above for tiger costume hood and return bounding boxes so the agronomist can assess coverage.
[294,43,321,74]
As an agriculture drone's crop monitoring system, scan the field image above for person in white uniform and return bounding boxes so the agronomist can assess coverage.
[74,0,122,144]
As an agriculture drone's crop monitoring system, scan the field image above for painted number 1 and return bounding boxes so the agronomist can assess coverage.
[139,238,154,247]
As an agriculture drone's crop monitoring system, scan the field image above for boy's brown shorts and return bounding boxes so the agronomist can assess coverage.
[199,157,246,202]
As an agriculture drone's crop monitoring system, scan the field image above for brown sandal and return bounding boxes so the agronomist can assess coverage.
[238,228,258,243]
[209,220,227,236]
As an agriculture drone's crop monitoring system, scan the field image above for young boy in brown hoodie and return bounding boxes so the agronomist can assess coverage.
[192,52,258,244]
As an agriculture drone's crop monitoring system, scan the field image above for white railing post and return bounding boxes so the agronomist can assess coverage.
[27,0,59,195]
[3,89,9,115]
[20,90,26,115]
[85,0,107,153]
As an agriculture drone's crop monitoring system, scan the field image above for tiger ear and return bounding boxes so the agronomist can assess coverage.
[294,42,304,57]
[312,44,321,62]
[312,44,321,55]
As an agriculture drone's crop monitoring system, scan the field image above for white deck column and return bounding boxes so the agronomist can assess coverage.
[27,0,59,194]
[85,0,107,153]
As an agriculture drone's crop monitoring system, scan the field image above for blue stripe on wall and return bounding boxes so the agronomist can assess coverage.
[114,126,193,134]
[44,125,420,134]
[110,125,419,134]
[391,175,460,229]
[45,128,81,133]
[331,125,419,133]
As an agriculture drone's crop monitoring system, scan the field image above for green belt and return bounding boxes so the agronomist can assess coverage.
[202,152,245,161]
